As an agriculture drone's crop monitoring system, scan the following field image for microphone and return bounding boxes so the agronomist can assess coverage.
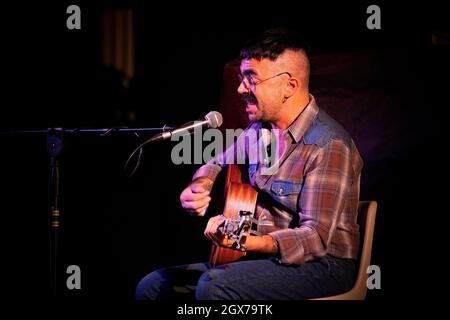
[149,111,223,142]
[124,111,223,177]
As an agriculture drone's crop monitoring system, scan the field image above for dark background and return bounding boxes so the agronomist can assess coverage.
[0,0,448,305]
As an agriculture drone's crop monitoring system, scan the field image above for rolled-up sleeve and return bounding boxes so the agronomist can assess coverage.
[192,162,223,182]
[192,125,251,183]
[270,139,353,265]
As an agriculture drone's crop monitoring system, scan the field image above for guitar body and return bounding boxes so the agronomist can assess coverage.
[209,164,258,266]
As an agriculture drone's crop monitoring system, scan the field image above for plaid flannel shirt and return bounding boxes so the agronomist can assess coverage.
[193,95,363,265]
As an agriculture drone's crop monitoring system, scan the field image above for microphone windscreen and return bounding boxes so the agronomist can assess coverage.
[205,111,223,129]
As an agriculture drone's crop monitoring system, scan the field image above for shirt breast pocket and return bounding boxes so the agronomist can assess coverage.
[269,180,303,211]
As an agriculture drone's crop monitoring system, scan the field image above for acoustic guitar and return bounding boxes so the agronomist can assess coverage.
[209,164,258,266]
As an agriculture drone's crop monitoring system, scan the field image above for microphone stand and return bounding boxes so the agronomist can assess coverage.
[1,125,173,297]
[47,128,62,297]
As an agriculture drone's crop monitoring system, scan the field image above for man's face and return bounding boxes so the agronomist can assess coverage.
[238,58,286,123]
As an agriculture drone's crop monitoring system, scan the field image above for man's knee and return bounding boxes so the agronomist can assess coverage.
[135,269,170,300]
[195,270,230,300]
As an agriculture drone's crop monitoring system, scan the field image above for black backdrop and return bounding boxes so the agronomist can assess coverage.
[0,1,448,306]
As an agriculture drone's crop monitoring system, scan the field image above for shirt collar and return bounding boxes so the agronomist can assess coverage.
[285,94,319,143]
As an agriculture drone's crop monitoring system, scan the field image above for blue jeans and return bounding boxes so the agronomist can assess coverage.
[135,255,356,300]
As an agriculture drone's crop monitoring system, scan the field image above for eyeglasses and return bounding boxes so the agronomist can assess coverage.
[238,71,291,91]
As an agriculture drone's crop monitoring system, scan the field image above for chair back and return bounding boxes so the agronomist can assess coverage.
[313,200,377,300]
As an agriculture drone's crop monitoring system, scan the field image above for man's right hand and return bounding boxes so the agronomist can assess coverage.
[180,177,213,216]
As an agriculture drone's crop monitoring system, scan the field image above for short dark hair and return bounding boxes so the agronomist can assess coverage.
[240,27,311,61]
